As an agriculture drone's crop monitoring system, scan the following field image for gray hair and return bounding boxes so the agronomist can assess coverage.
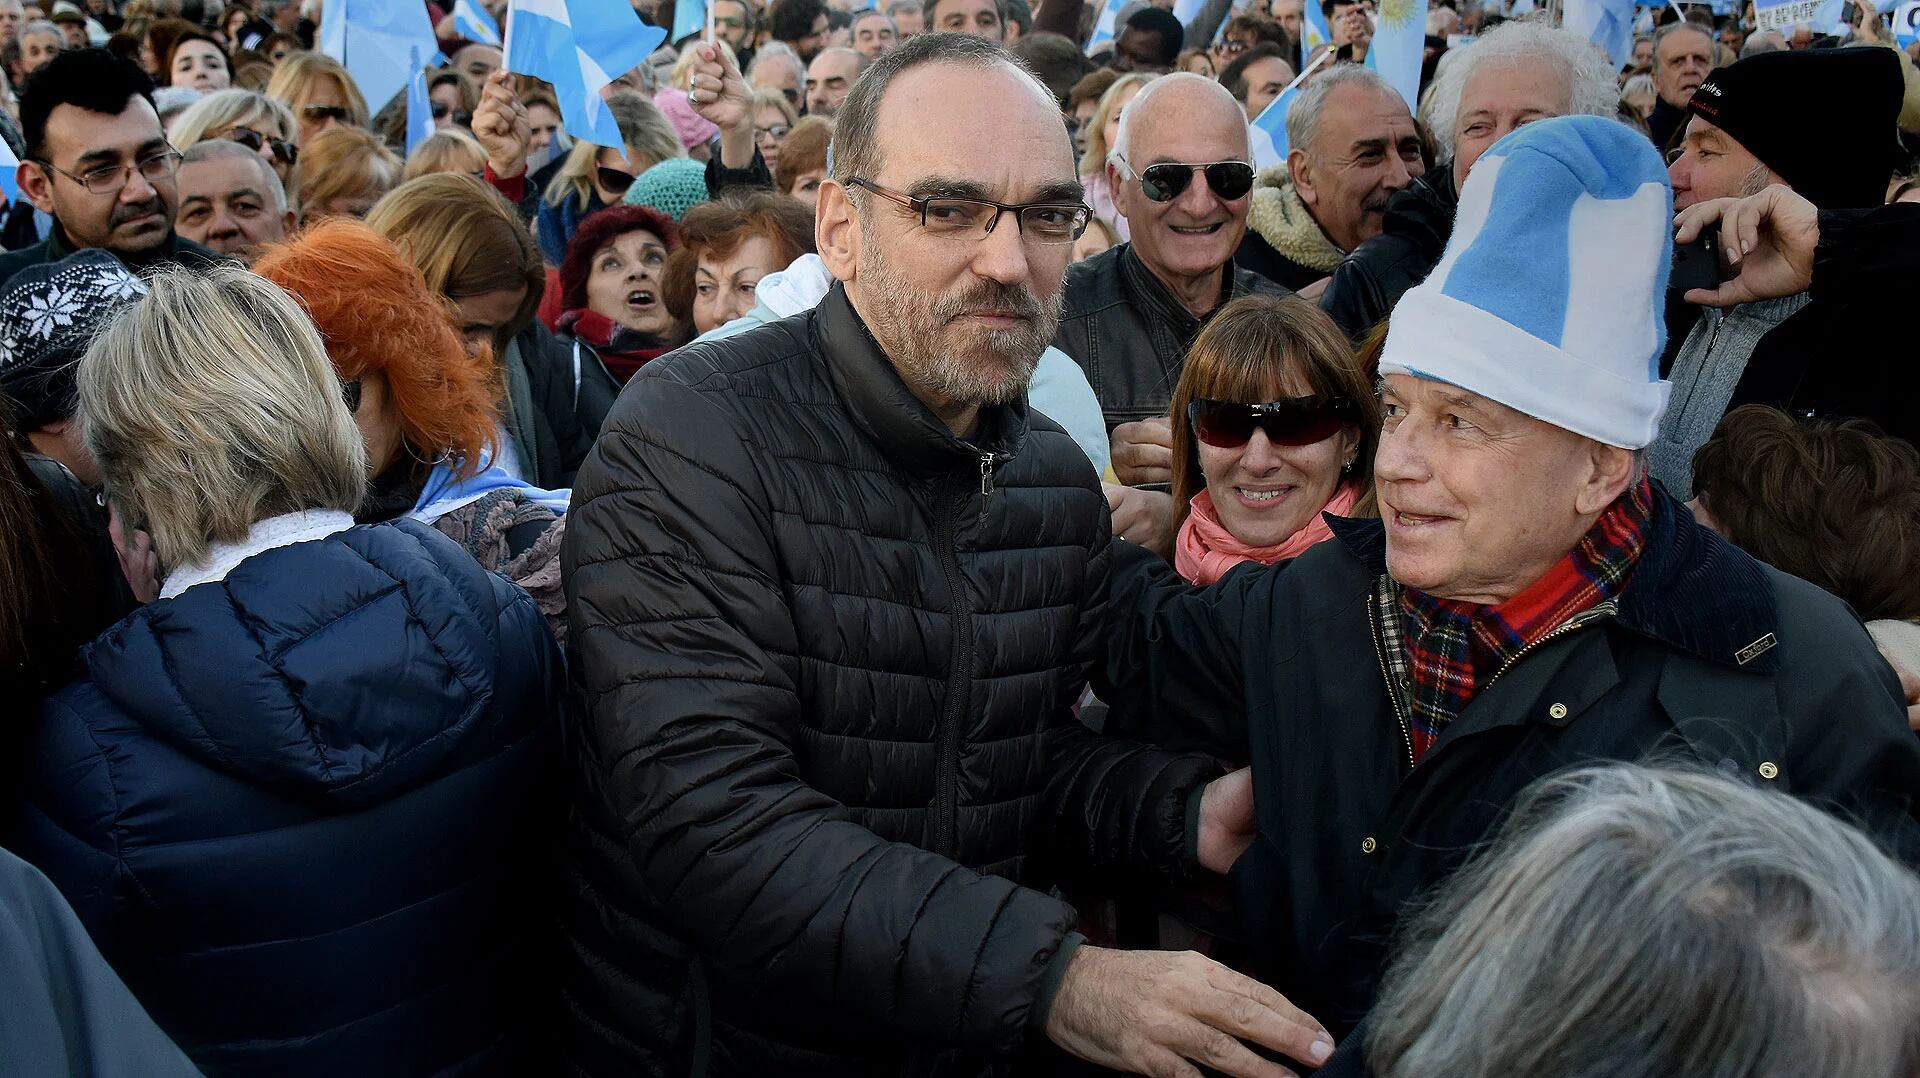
[19,18,58,41]
[829,31,1051,187]
[885,0,922,14]
[852,8,898,34]
[1285,63,1400,159]
[1422,21,1620,161]
[1652,20,1713,67]
[812,45,872,74]
[78,265,366,571]
[1621,71,1655,100]
[182,137,288,213]
[747,40,808,86]
[1740,29,1788,57]
[1110,71,1248,167]
[1368,763,1920,1078]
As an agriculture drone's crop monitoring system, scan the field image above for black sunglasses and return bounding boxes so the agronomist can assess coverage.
[597,166,637,195]
[430,102,473,126]
[302,104,350,123]
[226,125,298,166]
[1189,395,1358,448]
[1128,159,1255,203]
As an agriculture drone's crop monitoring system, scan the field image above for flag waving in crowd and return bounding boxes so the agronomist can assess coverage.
[2,4,1920,1078]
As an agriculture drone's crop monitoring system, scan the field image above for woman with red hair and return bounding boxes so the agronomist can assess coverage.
[556,204,691,383]
[254,220,569,630]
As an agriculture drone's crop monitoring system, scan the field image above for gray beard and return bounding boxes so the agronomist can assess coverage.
[856,239,1060,410]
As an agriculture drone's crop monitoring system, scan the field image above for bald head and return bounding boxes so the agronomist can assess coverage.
[1111,72,1250,166]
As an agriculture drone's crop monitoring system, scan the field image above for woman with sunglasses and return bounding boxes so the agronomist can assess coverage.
[10,264,562,1077]
[167,88,299,189]
[265,51,370,147]
[1167,294,1378,584]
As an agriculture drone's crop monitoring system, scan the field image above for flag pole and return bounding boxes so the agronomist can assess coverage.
[502,1,515,62]
[1278,39,1333,99]
[707,0,716,42]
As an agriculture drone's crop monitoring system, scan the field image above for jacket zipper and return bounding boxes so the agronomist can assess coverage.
[1476,602,1619,698]
[1367,598,1416,773]
[978,452,995,497]
[929,468,975,860]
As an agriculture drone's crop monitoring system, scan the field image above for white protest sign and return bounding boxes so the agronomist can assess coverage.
[1897,0,1920,44]
[1753,0,1846,32]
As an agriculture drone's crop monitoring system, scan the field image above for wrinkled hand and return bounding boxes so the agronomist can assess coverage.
[1111,416,1174,486]
[1046,945,1333,1078]
[1672,184,1819,307]
[687,41,753,132]
[1854,0,1885,43]
[1880,647,1920,733]
[471,70,532,180]
[1343,7,1373,49]
[1105,482,1176,557]
[108,506,159,604]
[1197,767,1256,874]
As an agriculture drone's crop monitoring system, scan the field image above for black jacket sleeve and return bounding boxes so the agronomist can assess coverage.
[563,375,1083,1055]
[704,142,774,196]
[518,322,619,487]
[1100,538,1265,759]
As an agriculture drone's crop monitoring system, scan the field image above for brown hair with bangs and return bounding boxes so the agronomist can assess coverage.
[661,191,818,323]
[1169,295,1380,535]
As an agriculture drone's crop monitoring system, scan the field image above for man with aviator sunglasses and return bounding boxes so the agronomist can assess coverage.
[1054,73,1285,537]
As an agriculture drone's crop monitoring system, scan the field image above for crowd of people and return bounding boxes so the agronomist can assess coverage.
[1,0,1918,1076]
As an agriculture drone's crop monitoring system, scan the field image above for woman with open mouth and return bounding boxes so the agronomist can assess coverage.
[555,204,690,384]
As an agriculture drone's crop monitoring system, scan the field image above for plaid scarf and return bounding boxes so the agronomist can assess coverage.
[1397,479,1654,764]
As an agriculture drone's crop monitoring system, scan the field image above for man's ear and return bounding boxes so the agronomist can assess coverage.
[18,159,58,216]
[1288,146,1314,207]
[1575,441,1638,516]
[815,178,859,283]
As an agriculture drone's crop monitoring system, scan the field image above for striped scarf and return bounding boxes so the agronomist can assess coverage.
[1398,479,1654,764]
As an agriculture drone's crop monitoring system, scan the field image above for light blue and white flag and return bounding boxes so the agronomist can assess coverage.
[1509,0,1535,16]
[406,47,435,156]
[1302,0,1331,46]
[1364,0,1428,110]
[0,137,19,202]
[453,0,503,45]
[318,0,439,117]
[1248,83,1296,171]
[673,0,707,43]
[1896,0,1920,42]
[1086,0,1127,53]
[1563,0,1637,67]
[1752,0,1847,34]
[505,0,667,149]
[1175,0,1210,23]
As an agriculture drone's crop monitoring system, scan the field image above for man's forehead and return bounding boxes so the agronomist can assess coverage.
[1323,87,1415,139]
[43,98,163,156]
[873,68,1074,188]
[1128,82,1248,158]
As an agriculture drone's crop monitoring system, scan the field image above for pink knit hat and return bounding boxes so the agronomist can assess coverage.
[654,88,720,152]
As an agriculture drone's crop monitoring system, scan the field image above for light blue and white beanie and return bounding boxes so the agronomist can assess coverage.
[1378,116,1673,449]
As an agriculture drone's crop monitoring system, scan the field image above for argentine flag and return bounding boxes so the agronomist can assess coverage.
[1247,82,1298,172]
[453,0,503,46]
[406,48,435,155]
[1363,0,1428,110]
[318,0,438,118]
[1562,0,1636,67]
[673,0,706,44]
[506,0,667,149]
[0,137,18,201]
[1085,0,1126,53]
[1302,0,1331,48]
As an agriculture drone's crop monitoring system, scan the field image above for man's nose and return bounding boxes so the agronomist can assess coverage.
[970,209,1035,286]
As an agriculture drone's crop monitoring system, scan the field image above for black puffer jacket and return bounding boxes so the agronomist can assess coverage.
[1320,167,1457,341]
[503,319,618,489]
[1053,243,1289,431]
[561,283,1217,1076]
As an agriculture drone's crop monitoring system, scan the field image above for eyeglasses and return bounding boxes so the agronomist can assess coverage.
[847,176,1092,243]
[33,148,182,195]
[1188,395,1359,448]
[302,104,350,123]
[1117,156,1255,203]
[340,377,362,414]
[754,123,790,143]
[225,125,298,166]
[430,102,473,126]
[597,166,637,195]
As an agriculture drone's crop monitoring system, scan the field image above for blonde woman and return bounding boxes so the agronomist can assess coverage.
[167,87,299,189]
[1080,71,1153,242]
[296,124,400,223]
[401,126,487,182]
[12,263,561,1076]
[535,91,683,264]
[265,50,369,146]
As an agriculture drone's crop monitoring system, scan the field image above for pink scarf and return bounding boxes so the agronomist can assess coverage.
[1174,484,1360,585]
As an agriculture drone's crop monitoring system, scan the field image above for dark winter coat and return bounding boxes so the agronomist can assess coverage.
[0,222,221,289]
[1320,167,1458,341]
[1053,243,1290,432]
[11,519,564,1078]
[1105,486,1920,1039]
[560,283,1217,1076]
[504,318,619,489]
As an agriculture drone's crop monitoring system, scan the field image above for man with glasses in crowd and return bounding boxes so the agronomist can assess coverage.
[1054,73,1283,539]
[562,31,1334,1078]
[0,49,218,288]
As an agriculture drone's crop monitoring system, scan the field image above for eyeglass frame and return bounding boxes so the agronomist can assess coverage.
[1111,153,1256,203]
[31,147,183,196]
[224,125,299,166]
[845,176,1093,243]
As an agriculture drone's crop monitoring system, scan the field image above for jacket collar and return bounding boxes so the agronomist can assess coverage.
[812,281,1030,476]
[1245,170,1347,272]
[1328,483,1781,672]
[1117,243,1239,335]
[42,219,204,274]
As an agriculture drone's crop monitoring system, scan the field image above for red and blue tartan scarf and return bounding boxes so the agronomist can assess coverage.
[1398,478,1654,764]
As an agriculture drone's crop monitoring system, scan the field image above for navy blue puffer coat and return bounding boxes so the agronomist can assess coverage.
[10,519,563,1077]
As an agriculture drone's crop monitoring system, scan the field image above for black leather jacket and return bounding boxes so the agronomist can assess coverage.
[1053,243,1290,431]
